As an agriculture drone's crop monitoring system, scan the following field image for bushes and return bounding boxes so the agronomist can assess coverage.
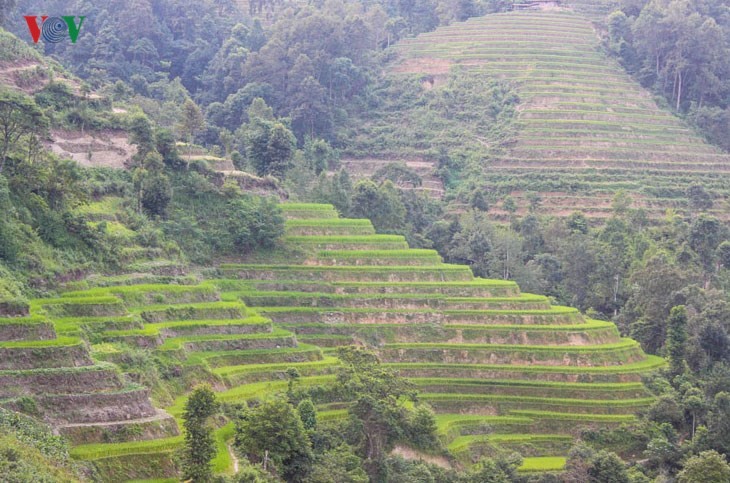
[162,175,284,263]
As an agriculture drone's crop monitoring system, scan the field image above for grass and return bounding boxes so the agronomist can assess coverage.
[508,410,637,422]
[285,219,373,227]
[280,203,338,211]
[70,436,184,460]
[0,336,81,348]
[385,354,666,375]
[220,264,472,273]
[236,290,544,304]
[0,315,48,325]
[183,344,323,367]
[412,378,645,393]
[519,456,567,472]
[317,249,440,258]
[166,375,335,419]
[155,327,294,351]
[284,235,407,243]
[422,393,654,410]
[258,305,577,315]
[214,355,338,375]
[33,295,123,307]
[448,433,571,453]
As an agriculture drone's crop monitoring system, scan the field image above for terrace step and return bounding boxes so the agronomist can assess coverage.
[222,279,519,297]
[2,386,157,425]
[507,409,637,430]
[35,296,127,318]
[310,249,443,266]
[0,316,56,341]
[58,409,179,445]
[190,343,324,369]
[139,301,247,323]
[62,284,220,306]
[279,203,340,219]
[220,264,475,282]
[388,356,666,383]
[156,329,297,354]
[239,292,549,311]
[412,378,649,400]
[331,280,520,297]
[100,316,274,347]
[379,339,646,366]
[0,364,123,398]
[423,393,653,415]
[0,338,93,370]
[449,433,573,461]
[260,306,583,326]
[214,356,339,387]
[282,320,621,346]
[284,234,409,250]
[284,218,376,236]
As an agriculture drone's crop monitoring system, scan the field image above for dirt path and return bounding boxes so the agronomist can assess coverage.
[228,443,240,473]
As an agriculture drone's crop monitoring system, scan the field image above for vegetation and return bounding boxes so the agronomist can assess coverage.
[182,385,220,482]
[2,0,730,481]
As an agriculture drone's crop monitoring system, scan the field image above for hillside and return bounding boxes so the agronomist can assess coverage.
[344,9,730,221]
[1,202,662,480]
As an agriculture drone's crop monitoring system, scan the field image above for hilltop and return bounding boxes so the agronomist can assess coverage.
[343,9,730,221]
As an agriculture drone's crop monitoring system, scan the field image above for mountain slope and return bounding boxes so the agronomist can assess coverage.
[348,9,730,220]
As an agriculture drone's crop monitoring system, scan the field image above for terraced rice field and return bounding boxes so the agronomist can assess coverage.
[2,202,663,479]
[223,204,662,469]
[389,9,730,220]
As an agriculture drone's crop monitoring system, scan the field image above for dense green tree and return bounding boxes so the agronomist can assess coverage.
[178,99,205,158]
[235,398,313,482]
[297,399,317,432]
[588,450,630,483]
[706,392,730,454]
[459,455,521,483]
[350,179,406,232]
[405,405,440,451]
[677,450,730,483]
[182,385,219,483]
[0,89,48,170]
[133,152,172,217]
[265,123,296,178]
[303,138,337,175]
[717,241,730,269]
[687,184,713,213]
[335,346,417,479]
[305,445,368,483]
[667,305,689,375]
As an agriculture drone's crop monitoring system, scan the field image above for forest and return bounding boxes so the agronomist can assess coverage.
[1,0,730,481]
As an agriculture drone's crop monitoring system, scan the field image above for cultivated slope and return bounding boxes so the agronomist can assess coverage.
[380,10,730,219]
[220,203,663,470]
[4,202,663,479]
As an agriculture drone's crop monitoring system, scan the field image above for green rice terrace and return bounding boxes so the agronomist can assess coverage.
[0,202,664,480]
[348,8,730,221]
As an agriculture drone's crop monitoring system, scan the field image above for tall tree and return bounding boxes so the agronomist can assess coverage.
[666,305,688,375]
[265,123,296,178]
[179,99,205,160]
[235,398,312,482]
[0,89,48,171]
[677,450,730,483]
[182,385,220,483]
[336,346,417,480]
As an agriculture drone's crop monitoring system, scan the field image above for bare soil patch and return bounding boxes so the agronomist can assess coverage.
[47,129,136,168]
